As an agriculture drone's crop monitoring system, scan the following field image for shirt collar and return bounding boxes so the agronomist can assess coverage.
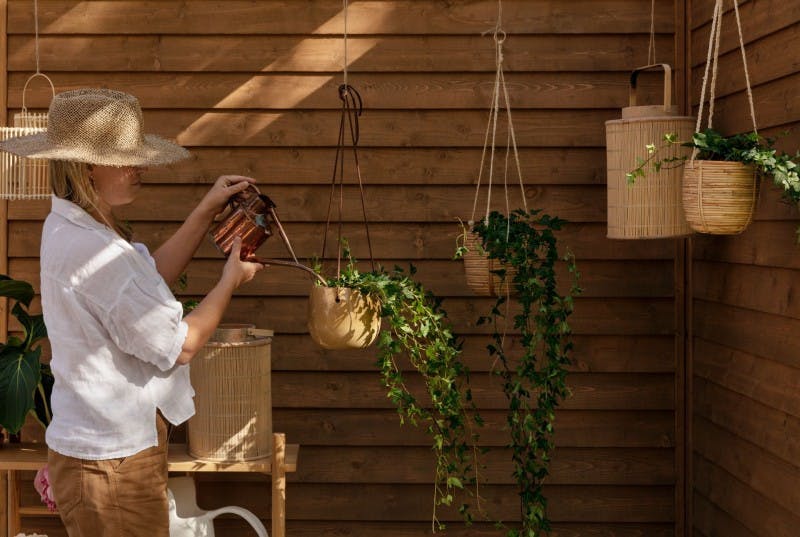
[50,196,110,233]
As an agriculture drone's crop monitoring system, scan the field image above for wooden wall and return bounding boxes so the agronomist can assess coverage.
[3,1,684,535]
[689,1,800,536]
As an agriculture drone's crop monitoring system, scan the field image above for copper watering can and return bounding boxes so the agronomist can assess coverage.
[210,184,326,285]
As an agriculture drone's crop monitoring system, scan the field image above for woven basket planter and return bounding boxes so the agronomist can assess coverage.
[463,230,516,297]
[682,160,758,234]
[308,286,381,350]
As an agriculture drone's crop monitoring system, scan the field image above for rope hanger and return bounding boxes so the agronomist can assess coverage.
[320,0,375,278]
[469,0,527,229]
[21,0,55,119]
[693,0,757,160]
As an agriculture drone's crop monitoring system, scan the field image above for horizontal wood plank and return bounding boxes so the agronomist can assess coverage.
[8,109,617,148]
[693,337,800,418]
[693,377,800,466]
[9,185,610,223]
[9,221,676,261]
[8,0,675,35]
[8,34,675,72]
[288,446,674,486]
[9,257,674,298]
[193,482,675,522]
[692,492,759,537]
[271,409,674,448]
[693,299,800,370]
[268,371,675,410]
[9,71,668,110]
[692,221,800,269]
[693,454,800,537]
[694,416,800,515]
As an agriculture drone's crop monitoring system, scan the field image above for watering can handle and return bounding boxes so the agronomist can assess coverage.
[203,506,268,537]
[629,63,673,111]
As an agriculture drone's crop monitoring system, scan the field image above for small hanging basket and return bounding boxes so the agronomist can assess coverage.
[0,73,55,200]
[463,229,516,297]
[308,285,381,350]
[682,160,758,234]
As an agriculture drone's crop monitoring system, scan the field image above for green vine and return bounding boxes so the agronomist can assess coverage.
[319,247,481,530]
[627,128,800,203]
[458,209,580,536]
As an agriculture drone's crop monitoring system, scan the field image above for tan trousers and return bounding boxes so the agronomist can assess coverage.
[47,414,170,537]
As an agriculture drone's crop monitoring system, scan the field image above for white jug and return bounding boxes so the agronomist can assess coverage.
[168,476,268,537]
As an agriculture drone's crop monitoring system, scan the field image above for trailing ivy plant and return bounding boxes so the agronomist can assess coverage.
[627,128,800,203]
[0,275,52,434]
[318,247,481,530]
[456,209,580,537]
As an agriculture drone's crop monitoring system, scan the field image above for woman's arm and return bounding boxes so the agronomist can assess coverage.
[152,175,254,285]
[175,237,264,365]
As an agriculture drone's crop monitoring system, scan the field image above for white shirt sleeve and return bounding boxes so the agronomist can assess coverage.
[85,275,188,371]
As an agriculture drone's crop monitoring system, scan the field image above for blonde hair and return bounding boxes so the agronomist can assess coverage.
[49,160,132,241]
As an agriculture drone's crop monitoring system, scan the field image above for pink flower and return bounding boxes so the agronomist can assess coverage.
[34,465,57,512]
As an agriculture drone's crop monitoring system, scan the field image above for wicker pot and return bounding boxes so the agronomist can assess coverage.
[462,230,516,297]
[308,286,381,350]
[682,160,758,234]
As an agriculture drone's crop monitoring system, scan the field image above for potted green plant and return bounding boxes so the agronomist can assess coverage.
[312,247,480,530]
[457,209,580,536]
[0,275,52,437]
[627,128,800,235]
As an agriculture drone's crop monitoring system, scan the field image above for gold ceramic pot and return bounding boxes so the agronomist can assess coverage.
[307,286,381,350]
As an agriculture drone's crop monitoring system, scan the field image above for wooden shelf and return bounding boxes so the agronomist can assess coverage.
[2,434,296,537]
[0,442,298,473]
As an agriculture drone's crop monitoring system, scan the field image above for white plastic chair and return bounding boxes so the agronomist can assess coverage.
[168,476,268,537]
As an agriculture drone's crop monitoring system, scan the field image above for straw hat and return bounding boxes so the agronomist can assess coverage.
[0,88,190,167]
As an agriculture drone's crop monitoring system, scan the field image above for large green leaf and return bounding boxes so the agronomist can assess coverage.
[32,365,54,428]
[0,346,42,434]
[0,276,35,308]
[12,302,47,347]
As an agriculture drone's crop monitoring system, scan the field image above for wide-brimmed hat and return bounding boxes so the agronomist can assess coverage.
[0,88,191,167]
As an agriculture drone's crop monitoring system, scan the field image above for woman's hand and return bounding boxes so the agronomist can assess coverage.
[199,175,256,217]
[222,236,266,287]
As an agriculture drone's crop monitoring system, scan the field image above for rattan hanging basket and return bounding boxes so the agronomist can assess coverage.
[682,160,758,234]
[463,229,516,296]
[187,324,273,461]
[308,285,381,350]
[0,74,55,200]
[606,64,694,239]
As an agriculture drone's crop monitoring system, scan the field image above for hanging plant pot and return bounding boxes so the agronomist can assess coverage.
[682,160,758,234]
[462,229,516,297]
[308,285,381,350]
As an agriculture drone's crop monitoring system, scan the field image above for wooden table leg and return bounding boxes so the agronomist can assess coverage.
[271,433,285,537]
[7,470,18,537]
[0,470,7,537]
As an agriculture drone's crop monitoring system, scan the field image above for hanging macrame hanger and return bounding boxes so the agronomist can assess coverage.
[692,0,758,162]
[469,0,527,236]
[320,0,375,279]
[21,0,55,115]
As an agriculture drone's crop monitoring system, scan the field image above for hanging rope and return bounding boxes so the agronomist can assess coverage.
[34,0,41,74]
[320,0,375,278]
[648,0,657,64]
[693,0,757,161]
[469,0,527,227]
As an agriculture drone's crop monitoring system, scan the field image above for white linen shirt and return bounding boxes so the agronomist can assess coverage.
[42,196,194,460]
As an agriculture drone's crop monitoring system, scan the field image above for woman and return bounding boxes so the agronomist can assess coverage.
[0,88,265,535]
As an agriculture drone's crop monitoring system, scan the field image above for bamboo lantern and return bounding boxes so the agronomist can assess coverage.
[0,74,55,200]
[606,64,694,239]
[188,324,273,461]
